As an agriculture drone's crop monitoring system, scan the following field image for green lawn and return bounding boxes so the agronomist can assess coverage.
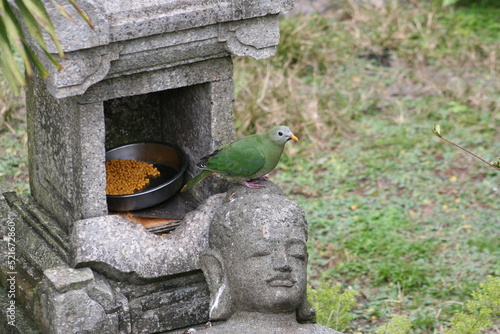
[233,1,499,333]
[1,1,499,333]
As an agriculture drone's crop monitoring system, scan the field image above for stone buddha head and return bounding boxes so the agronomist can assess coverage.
[199,187,315,324]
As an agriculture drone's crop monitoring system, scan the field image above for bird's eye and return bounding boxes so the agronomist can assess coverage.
[278,131,284,136]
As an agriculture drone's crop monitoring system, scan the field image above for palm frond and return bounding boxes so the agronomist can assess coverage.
[0,0,93,95]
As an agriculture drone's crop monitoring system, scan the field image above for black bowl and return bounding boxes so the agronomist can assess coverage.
[106,142,187,211]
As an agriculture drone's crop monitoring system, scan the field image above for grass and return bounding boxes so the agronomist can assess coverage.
[1,0,499,333]
[233,1,499,332]
[0,78,28,194]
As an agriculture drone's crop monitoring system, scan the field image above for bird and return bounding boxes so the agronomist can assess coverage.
[181,126,298,192]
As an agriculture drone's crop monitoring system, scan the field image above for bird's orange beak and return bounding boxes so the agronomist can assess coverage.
[290,134,299,141]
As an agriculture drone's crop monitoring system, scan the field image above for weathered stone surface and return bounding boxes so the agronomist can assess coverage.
[3,193,71,262]
[110,270,209,333]
[38,0,293,53]
[38,286,118,334]
[37,267,125,334]
[200,320,344,334]
[81,57,234,104]
[26,71,108,229]
[11,257,43,318]
[39,0,109,52]
[222,15,281,59]
[1,193,58,332]
[0,287,41,334]
[16,0,294,98]
[44,267,94,294]
[86,272,119,314]
[72,194,225,282]
[127,272,210,333]
[0,192,41,334]
[114,290,132,334]
[0,190,17,270]
[1,196,68,273]
[21,0,290,225]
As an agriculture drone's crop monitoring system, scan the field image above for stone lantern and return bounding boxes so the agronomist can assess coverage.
[0,0,294,333]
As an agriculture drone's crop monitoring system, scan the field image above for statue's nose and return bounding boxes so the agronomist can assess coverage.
[273,253,291,272]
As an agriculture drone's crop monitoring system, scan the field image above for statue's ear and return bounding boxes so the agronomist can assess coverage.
[199,250,232,320]
[296,294,316,324]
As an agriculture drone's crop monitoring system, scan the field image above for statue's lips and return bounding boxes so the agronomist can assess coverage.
[266,276,296,287]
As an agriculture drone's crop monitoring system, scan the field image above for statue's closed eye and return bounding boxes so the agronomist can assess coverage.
[287,240,307,262]
[290,253,306,261]
[251,250,271,258]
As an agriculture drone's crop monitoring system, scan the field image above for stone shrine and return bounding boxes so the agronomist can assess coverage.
[0,1,343,333]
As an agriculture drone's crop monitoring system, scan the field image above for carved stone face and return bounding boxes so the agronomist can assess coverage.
[215,194,308,314]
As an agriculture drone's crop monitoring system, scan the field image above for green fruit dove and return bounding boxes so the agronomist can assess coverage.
[181,126,299,192]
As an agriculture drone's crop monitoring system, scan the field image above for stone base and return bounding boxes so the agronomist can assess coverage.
[0,286,40,334]
[0,191,218,334]
[1,181,300,333]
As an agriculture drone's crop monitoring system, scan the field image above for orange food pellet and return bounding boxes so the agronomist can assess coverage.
[106,159,160,195]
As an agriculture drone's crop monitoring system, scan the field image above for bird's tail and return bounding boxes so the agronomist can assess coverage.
[181,170,214,192]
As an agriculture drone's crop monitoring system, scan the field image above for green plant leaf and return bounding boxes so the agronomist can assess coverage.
[308,283,357,331]
[49,0,74,21]
[23,40,49,76]
[433,124,442,137]
[0,0,32,80]
[0,0,95,94]
[14,0,49,50]
[19,0,64,58]
[67,0,94,30]
[376,315,413,334]
[0,43,24,93]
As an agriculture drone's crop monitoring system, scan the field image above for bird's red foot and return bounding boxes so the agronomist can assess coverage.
[257,175,270,181]
[243,180,265,189]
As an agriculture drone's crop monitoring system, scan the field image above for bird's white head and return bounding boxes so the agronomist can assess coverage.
[269,126,299,145]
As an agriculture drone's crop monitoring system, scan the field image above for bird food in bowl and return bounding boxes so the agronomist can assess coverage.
[105,142,187,211]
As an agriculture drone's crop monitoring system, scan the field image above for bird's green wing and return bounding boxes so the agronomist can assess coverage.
[205,140,265,177]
